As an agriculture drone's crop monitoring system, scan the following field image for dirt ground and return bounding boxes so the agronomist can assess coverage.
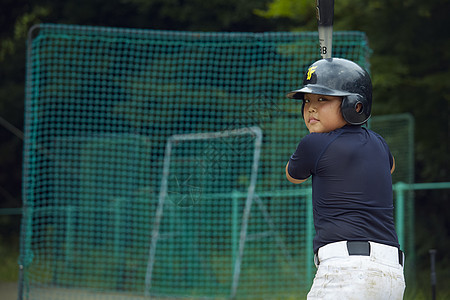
[0,281,18,300]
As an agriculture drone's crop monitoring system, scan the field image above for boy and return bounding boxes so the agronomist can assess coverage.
[285,58,406,299]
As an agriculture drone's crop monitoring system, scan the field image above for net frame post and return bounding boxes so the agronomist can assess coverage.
[306,188,314,284]
[18,23,43,300]
[144,126,262,298]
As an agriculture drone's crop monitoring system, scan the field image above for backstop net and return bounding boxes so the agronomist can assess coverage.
[21,24,371,299]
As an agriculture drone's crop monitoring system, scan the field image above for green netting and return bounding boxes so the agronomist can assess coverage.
[21,24,371,299]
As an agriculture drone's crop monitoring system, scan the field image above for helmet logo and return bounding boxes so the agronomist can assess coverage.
[306,66,317,80]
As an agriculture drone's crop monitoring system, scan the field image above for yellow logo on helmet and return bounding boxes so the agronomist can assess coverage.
[307,66,317,80]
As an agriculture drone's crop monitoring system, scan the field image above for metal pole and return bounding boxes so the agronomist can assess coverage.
[429,249,437,300]
[394,182,405,249]
[306,188,314,284]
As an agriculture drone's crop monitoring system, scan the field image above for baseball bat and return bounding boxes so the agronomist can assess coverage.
[316,0,334,59]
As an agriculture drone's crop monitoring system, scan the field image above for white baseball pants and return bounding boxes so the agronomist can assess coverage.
[307,241,406,300]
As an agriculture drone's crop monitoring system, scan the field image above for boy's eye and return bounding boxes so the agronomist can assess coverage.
[304,99,310,103]
[318,97,326,101]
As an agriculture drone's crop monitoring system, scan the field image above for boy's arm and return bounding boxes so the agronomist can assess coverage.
[285,162,307,184]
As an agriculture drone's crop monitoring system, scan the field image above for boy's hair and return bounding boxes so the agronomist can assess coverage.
[286,58,372,125]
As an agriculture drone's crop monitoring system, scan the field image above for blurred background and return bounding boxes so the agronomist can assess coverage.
[1,0,449,299]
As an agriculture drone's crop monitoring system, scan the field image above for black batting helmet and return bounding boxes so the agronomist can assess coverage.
[286,58,372,125]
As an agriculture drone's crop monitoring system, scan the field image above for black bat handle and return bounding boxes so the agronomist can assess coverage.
[316,0,334,26]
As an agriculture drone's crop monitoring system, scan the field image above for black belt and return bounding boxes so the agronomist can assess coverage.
[317,241,404,266]
[347,241,404,266]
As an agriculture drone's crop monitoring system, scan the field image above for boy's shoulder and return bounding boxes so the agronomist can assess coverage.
[301,130,337,142]
[303,125,352,141]
[301,126,388,144]
[299,129,344,149]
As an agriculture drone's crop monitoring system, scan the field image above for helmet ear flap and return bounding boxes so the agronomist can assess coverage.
[341,94,370,125]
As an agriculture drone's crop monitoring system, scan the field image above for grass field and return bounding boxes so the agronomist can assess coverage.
[0,236,19,282]
[1,236,448,300]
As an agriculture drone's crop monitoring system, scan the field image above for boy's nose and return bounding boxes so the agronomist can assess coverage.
[308,106,317,112]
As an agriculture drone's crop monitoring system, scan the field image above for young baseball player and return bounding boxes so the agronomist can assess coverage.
[285,58,406,299]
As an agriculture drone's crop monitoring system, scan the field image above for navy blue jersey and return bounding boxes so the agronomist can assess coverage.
[287,125,400,253]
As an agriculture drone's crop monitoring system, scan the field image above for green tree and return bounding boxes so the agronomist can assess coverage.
[0,1,53,237]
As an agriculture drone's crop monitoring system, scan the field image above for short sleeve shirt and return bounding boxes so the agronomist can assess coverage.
[288,125,400,253]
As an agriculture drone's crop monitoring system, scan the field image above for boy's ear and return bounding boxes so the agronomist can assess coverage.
[355,102,363,113]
